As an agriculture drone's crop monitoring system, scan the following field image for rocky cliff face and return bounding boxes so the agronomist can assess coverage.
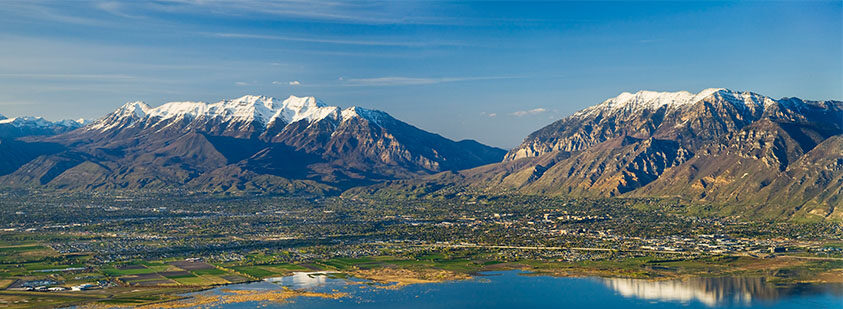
[501,89,842,219]
[355,89,842,220]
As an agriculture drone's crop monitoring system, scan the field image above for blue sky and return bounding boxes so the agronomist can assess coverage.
[0,1,840,148]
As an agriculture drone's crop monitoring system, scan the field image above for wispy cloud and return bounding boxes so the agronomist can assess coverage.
[153,0,471,25]
[343,75,522,87]
[234,81,249,86]
[96,1,145,19]
[0,73,136,80]
[511,108,547,117]
[0,2,109,26]
[210,32,467,47]
[271,80,301,86]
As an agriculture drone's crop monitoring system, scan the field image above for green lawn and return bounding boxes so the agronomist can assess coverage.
[102,266,157,276]
[0,245,46,253]
[230,266,276,278]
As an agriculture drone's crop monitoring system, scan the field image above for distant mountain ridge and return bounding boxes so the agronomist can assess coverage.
[0,95,506,193]
[0,115,88,138]
[350,88,843,221]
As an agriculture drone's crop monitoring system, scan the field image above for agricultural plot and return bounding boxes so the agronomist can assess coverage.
[103,259,252,287]
[168,260,215,271]
[228,263,309,279]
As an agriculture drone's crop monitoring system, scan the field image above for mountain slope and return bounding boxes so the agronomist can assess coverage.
[351,89,843,221]
[0,95,505,193]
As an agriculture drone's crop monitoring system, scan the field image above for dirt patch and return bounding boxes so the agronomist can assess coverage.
[134,279,177,286]
[168,261,214,271]
[807,268,843,283]
[221,275,250,283]
[120,273,173,285]
[159,271,192,278]
[352,267,471,288]
[146,288,346,308]
[734,256,806,271]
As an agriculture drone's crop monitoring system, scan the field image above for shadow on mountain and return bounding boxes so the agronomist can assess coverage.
[202,134,270,164]
[239,144,323,179]
[0,138,67,176]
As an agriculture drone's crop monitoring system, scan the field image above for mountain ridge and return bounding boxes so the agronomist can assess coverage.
[1,89,840,221]
[0,95,506,194]
[350,88,843,221]
[0,116,88,138]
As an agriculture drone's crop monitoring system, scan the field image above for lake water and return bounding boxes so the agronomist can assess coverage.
[192,270,843,308]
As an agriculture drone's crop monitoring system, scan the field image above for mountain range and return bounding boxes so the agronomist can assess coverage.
[1,89,841,220]
[347,88,843,221]
[0,95,505,194]
[0,114,87,138]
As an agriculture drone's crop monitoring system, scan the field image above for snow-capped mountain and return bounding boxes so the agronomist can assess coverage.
[0,115,88,138]
[89,95,337,132]
[574,88,773,117]
[353,89,843,220]
[86,95,398,140]
[505,88,836,160]
[0,95,505,193]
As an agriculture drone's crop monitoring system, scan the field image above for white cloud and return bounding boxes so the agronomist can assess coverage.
[488,113,497,118]
[344,77,437,86]
[96,1,144,19]
[210,32,466,47]
[273,80,301,86]
[0,73,135,80]
[511,108,547,117]
[234,81,248,86]
[153,1,472,26]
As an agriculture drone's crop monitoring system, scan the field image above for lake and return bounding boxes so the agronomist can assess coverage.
[186,270,843,308]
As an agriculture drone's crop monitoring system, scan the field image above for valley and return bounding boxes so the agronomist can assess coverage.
[0,190,840,307]
[0,89,841,307]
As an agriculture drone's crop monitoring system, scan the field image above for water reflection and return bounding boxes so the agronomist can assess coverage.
[266,272,335,290]
[601,276,843,307]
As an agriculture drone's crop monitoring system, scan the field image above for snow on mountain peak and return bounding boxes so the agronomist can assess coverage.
[282,95,325,108]
[0,116,87,129]
[341,106,389,125]
[125,95,340,125]
[275,95,337,124]
[56,118,90,127]
[0,116,53,127]
[706,89,777,110]
[603,89,699,110]
[118,101,152,118]
[92,95,397,133]
[578,88,776,117]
